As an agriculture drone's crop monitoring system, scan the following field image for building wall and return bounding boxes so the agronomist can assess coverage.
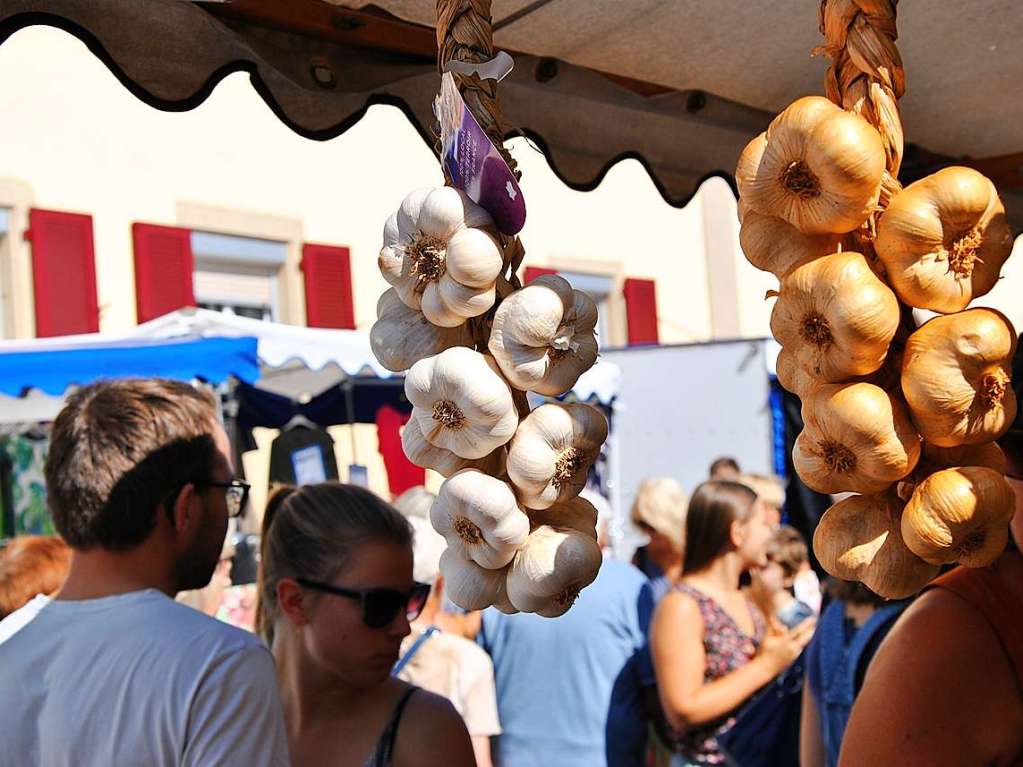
[0,25,760,346]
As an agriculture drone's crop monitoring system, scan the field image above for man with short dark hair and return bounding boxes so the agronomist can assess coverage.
[0,379,290,766]
[708,456,741,480]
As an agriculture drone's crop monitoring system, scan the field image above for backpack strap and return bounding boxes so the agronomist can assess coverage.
[391,626,438,677]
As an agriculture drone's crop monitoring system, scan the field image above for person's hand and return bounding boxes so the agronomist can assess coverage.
[759,618,816,674]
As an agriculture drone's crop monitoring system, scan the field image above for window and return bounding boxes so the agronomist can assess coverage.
[191,232,287,322]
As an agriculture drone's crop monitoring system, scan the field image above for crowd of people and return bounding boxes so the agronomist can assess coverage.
[0,376,1020,766]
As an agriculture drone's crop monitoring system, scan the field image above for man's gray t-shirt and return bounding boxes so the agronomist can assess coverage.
[0,590,290,767]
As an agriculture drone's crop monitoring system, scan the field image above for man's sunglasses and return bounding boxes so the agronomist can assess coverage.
[295,577,431,629]
[197,479,250,519]
[165,478,250,520]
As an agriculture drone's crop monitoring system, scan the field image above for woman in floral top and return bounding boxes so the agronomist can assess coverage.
[651,481,816,765]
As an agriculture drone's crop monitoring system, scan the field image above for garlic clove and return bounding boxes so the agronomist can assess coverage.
[401,417,506,477]
[735,132,767,200]
[396,187,432,235]
[382,211,403,250]
[446,228,503,289]
[419,282,463,328]
[436,275,497,321]
[529,495,599,540]
[418,187,493,241]
[440,547,508,611]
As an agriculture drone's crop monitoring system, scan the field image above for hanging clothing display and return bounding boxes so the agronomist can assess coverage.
[375,405,425,496]
[0,431,53,536]
[234,379,411,451]
[268,422,340,488]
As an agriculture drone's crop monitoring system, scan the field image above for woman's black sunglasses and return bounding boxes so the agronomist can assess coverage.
[295,577,431,629]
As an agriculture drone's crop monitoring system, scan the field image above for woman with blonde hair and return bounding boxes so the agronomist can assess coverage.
[257,483,475,767]
[738,474,784,529]
[651,481,814,766]
[631,477,687,602]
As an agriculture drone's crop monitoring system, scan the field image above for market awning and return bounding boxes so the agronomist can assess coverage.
[132,308,388,377]
[131,308,621,406]
[1,0,1019,224]
[0,335,260,396]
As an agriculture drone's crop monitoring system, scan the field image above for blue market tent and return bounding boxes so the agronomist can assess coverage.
[0,335,259,397]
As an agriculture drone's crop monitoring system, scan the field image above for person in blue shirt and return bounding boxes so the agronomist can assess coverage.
[478,491,654,767]
[799,579,907,767]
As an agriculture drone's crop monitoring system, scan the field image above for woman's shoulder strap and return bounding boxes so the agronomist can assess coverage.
[373,686,419,767]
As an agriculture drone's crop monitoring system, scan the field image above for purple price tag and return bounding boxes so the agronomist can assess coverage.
[436,73,526,235]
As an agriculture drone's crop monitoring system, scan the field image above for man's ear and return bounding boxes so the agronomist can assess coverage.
[170,482,201,537]
[277,578,308,628]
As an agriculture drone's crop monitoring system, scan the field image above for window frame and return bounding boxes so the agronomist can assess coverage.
[176,202,304,325]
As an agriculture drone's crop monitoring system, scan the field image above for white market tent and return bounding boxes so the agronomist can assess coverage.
[0,308,621,423]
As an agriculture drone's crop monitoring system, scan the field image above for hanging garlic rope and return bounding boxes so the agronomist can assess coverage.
[436,0,518,177]
[817,0,905,218]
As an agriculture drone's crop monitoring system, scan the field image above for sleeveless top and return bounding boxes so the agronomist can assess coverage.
[806,599,907,767]
[671,583,766,764]
[362,686,418,767]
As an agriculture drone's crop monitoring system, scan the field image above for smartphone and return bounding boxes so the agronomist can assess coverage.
[777,599,815,630]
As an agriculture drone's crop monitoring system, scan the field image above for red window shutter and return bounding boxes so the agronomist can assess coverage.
[523,266,558,284]
[132,223,195,323]
[624,278,659,345]
[302,243,355,329]
[26,208,99,337]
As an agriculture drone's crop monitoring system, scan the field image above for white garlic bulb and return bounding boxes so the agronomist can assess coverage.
[488,275,598,396]
[506,525,602,617]
[430,469,530,569]
[379,187,504,328]
[404,347,518,460]
[370,288,473,373]
[506,403,608,510]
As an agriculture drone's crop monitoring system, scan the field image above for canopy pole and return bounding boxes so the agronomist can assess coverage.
[817,0,906,224]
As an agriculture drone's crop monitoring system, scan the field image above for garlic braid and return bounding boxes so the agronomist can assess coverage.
[435,0,528,348]
[435,0,518,177]
[816,0,905,215]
